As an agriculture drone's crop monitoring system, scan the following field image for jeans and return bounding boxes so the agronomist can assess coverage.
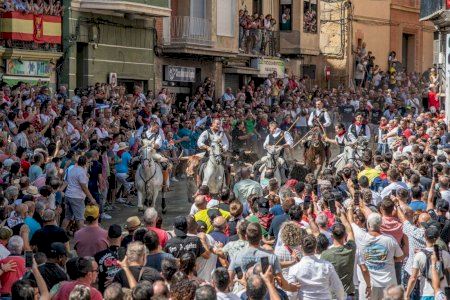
[376,143,389,155]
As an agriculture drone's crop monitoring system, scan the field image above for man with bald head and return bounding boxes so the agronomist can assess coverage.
[209,216,228,246]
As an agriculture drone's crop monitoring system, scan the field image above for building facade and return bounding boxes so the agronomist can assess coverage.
[60,0,170,93]
[321,0,434,87]
[0,11,63,90]
[155,0,322,100]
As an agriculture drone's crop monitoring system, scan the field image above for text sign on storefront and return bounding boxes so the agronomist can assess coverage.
[164,65,196,82]
[6,59,51,77]
[250,58,285,77]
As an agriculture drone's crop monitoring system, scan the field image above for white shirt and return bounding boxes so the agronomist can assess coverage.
[195,233,218,282]
[351,224,403,287]
[287,255,345,300]
[144,129,165,149]
[216,292,240,300]
[412,248,450,297]
[380,181,409,199]
[197,129,229,151]
[308,109,332,127]
[263,128,294,150]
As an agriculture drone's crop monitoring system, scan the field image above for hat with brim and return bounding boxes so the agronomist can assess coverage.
[117,142,129,151]
[125,216,141,230]
[23,186,40,196]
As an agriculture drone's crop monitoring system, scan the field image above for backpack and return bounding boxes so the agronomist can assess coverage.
[420,249,449,284]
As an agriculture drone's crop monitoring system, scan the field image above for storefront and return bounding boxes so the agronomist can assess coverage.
[250,58,286,78]
[2,58,58,89]
[162,65,200,102]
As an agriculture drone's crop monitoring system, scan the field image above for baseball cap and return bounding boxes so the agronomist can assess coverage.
[257,197,270,215]
[42,209,56,222]
[48,242,68,258]
[84,205,100,220]
[436,199,449,212]
[173,216,187,237]
[108,224,123,239]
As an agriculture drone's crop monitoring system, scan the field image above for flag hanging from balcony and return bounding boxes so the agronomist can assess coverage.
[0,12,61,44]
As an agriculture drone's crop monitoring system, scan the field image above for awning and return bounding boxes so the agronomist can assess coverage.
[224,66,259,75]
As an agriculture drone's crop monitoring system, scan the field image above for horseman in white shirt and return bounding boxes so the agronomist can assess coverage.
[197,118,230,183]
[347,112,371,141]
[258,121,294,180]
[306,99,332,163]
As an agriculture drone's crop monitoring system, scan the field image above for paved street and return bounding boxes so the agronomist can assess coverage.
[102,145,344,230]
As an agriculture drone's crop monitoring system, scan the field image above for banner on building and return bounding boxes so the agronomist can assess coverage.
[0,12,62,44]
[164,66,196,82]
[6,59,52,77]
[250,58,285,77]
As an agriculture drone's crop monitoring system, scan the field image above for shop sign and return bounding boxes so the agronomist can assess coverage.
[6,59,51,77]
[250,58,285,77]
[164,65,196,82]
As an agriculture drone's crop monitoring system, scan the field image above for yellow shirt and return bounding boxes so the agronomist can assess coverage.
[194,209,231,233]
[358,167,381,184]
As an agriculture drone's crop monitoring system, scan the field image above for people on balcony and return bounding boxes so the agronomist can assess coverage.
[238,11,278,57]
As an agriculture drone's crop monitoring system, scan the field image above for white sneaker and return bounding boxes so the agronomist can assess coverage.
[171,177,179,182]
[101,213,112,220]
[117,198,127,204]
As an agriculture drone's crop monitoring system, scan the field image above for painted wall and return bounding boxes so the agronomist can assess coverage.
[61,10,155,92]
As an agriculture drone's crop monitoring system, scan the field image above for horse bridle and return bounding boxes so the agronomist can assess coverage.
[139,146,157,196]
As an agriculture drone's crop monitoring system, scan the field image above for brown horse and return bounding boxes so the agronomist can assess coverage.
[303,130,328,177]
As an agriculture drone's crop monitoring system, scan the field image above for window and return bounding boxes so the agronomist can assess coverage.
[280,0,292,31]
[217,0,236,37]
[303,0,317,34]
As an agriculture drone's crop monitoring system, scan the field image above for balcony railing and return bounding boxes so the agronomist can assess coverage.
[170,16,213,47]
[239,29,280,57]
[420,0,444,20]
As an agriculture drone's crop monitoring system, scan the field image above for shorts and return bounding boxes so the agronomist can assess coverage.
[64,196,85,221]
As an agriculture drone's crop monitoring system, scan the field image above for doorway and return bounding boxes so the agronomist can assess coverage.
[76,42,88,88]
[253,0,262,14]
[402,33,416,72]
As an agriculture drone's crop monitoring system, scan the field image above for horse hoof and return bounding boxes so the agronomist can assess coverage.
[162,208,167,214]
[138,207,144,212]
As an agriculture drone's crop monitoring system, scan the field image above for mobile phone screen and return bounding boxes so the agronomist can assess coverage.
[260,256,269,273]
[25,251,33,268]
[234,267,243,279]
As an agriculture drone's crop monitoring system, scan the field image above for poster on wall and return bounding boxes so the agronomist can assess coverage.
[6,59,51,77]
[109,73,118,87]
[304,0,317,34]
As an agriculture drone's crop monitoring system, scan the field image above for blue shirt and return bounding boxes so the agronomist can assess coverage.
[177,128,199,150]
[409,200,427,212]
[24,216,41,240]
[269,204,284,216]
[28,164,43,182]
[115,152,132,174]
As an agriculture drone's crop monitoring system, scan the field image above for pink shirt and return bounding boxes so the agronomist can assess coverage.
[381,216,403,245]
[74,225,108,257]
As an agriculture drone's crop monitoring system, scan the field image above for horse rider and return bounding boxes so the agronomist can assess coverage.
[324,123,357,154]
[347,112,371,141]
[307,99,332,162]
[140,121,170,187]
[197,118,230,182]
[260,121,294,178]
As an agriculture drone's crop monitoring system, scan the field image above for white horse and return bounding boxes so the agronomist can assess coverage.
[201,137,226,195]
[135,142,163,211]
[332,136,370,173]
[254,146,283,185]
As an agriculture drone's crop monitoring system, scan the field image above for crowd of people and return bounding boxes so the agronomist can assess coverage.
[0,52,448,300]
[0,0,63,16]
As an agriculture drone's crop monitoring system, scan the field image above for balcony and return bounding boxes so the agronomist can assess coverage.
[167,16,214,47]
[420,0,445,20]
[74,0,171,17]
